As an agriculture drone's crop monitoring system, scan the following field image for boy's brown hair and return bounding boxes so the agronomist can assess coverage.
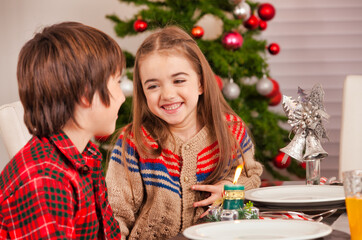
[17,21,125,137]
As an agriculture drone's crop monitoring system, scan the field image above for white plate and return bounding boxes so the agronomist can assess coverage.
[245,185,345,208]
[183,220,332,240]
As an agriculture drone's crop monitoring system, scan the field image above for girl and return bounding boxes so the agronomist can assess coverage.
[106,26,263,240]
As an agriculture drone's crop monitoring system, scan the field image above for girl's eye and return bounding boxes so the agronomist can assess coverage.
[174,79,186,84]
[147,84,158,90]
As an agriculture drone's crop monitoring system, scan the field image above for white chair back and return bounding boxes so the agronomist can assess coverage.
[339,75,362,179]
[0,101,32,159]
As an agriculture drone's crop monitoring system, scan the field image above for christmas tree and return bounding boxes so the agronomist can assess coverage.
[101,0,305,180]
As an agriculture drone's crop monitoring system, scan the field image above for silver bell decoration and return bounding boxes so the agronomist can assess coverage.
[256,76,273,96]
[120,75,133,97]
[222,78,240,100]
[233,1,251,20]
[280,84,329,161]
[280,130,307,162]
[303,131,328,160]
[280,84,329,185]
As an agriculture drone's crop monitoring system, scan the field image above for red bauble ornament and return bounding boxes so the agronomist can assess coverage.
[273,152,291,169]
[214,75,224,90]
[258,3,276,21]
[259,20,267,30]
[268,43,280,55]
[244,15,259,30]
[300,162,306,169]
[265,78,280,98]
[269,91,282,106]
[191,26,204,39]
[222,31,243,50]
[134,19,148,32]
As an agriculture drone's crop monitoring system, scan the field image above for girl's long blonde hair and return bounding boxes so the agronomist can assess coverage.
[122,26,243,184]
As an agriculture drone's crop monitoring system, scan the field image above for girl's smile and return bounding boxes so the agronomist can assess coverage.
[162,102,183,112]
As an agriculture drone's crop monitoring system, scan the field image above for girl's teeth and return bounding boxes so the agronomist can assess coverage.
[163,103,181,110]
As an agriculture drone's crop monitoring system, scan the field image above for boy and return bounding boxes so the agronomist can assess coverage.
[0,22,124,239]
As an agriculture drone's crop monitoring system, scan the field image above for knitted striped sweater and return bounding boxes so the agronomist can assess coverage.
[106,114,263,240]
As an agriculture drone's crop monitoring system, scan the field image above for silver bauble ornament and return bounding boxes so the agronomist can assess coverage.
[120,75,133,97]
[256,76,273,96]
[233,1,251,20]
[222,79,240,100]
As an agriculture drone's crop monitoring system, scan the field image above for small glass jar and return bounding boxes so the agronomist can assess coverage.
[220,209,239,221]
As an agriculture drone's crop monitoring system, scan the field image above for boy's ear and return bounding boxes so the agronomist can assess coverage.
[80,96,91,107]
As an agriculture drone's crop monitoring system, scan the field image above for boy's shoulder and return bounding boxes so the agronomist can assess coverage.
[0,136,72,203]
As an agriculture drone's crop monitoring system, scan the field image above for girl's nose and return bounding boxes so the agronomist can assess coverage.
[161,86,176,100]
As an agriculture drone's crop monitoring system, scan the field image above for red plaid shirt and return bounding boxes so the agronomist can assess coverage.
[0,131,121,239]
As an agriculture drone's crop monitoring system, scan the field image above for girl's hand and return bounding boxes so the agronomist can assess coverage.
[191,180,230,218]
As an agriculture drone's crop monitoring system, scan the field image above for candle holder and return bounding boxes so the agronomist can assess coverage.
[207,165,259,222]
[220,185,245,221]
[207,185,259,222]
